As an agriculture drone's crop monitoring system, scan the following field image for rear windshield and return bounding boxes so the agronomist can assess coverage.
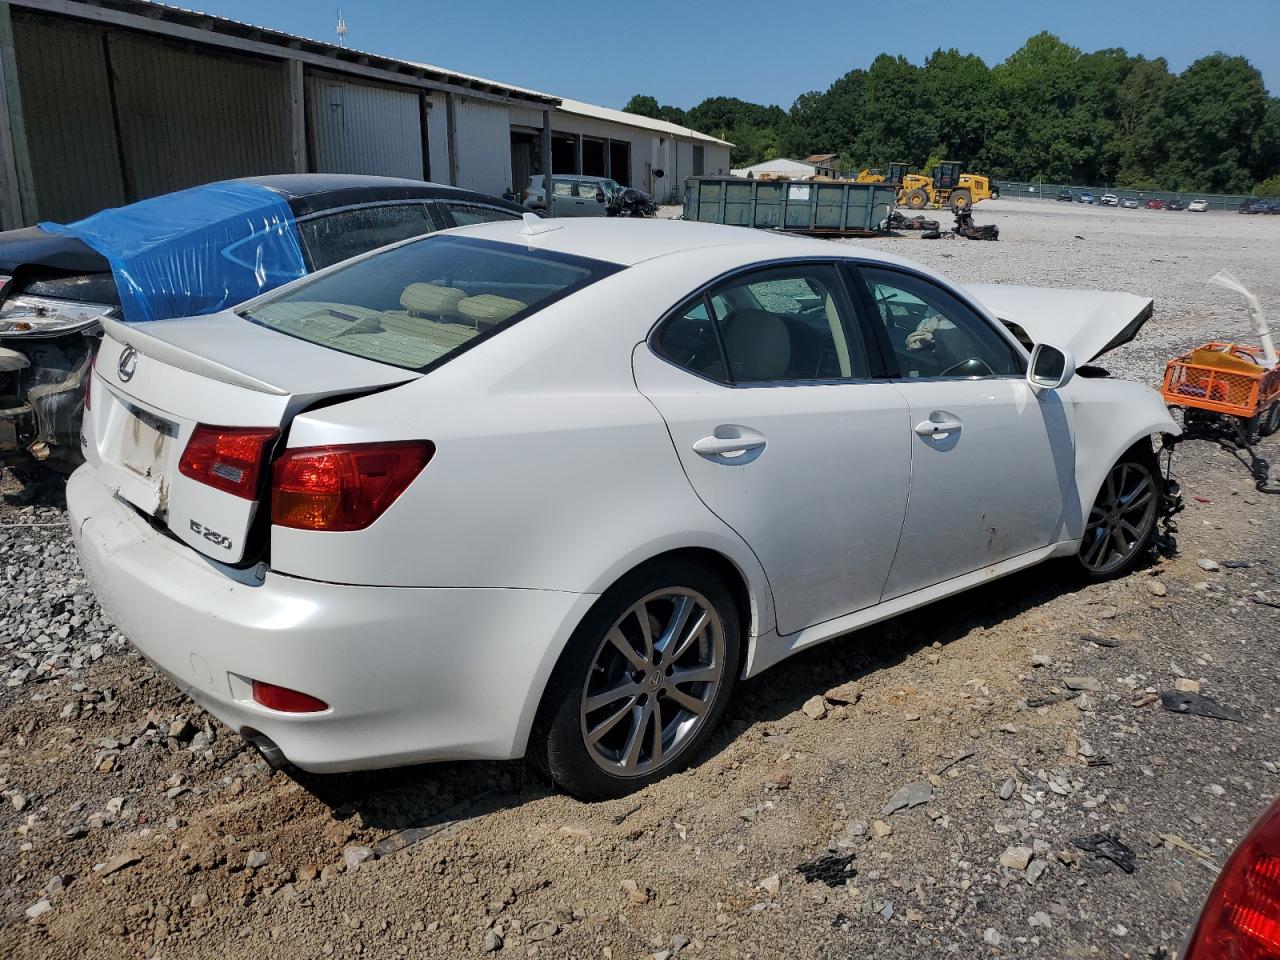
[242,234,619,372]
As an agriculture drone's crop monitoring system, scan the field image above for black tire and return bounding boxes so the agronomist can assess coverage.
[903,188,929,210]
[1075,445,1163,580]
[949,189,972,212]
[1260,401,1280,437]
[527,558,741,800]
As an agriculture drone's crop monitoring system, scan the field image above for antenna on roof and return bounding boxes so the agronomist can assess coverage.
[520,212,561,237]
[336,9,348,47]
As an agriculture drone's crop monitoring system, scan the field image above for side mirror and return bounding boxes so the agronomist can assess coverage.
[1028,343,1075,390]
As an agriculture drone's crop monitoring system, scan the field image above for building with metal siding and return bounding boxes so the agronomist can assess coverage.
[0,0,730,228]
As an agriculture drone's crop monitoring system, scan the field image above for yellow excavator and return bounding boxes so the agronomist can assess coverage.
[856,161,997,211]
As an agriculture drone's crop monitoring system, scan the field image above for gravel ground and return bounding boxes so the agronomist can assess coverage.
[4,199,1280,960]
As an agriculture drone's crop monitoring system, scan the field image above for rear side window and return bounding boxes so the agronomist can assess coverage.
[445,203,520,227]
[297,203,441,271]
[244,235,619,372]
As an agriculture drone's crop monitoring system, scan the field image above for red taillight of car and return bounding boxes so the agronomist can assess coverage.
[522,189,529,201]
[251,679,328,713]
[271,440,434,532]
[1185,797,1280,959]
[178,425,279,499]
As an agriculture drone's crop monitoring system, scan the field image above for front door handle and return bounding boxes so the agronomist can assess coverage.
[914,416,963,437]
[693,434,766,458]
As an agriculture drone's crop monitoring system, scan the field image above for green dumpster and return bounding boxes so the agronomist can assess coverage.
[683,177,896,236]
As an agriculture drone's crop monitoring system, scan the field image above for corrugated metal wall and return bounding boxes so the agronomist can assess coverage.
[306,74,424,179]
[12,13,125,221]
[454,98,511,197]
[108,33,291,199]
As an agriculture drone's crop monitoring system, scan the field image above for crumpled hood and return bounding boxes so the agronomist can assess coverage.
[964,284,1154,364]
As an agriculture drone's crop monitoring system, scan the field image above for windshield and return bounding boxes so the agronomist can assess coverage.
[243,235,619,372]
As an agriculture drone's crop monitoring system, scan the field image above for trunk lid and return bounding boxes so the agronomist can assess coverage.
[964,284,1154,364]
[86,311,417,562]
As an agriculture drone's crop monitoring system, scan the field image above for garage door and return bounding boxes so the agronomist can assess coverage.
[307,75,425,179]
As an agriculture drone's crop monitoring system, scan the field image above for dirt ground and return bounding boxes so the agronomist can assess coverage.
[4,199,1279,960]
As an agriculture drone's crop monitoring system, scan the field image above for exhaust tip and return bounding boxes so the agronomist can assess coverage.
[240,727,291,771]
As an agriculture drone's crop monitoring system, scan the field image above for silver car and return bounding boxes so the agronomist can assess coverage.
[523,175,620,217]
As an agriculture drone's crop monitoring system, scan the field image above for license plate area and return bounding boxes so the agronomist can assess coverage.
[121,403,177,480]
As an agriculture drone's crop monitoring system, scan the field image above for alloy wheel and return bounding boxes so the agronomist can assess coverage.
[579,588,725,777]
[1080,460,1158,574]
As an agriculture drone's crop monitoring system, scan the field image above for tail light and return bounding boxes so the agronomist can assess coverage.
[1185,796,1280,959]
[251,679,328,713]
[178,425,279,499]
[271,440,433,532]
[522,189,529,201]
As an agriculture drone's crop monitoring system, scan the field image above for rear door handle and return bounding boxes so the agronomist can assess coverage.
[914,416,963,437]
[693,433,766,458]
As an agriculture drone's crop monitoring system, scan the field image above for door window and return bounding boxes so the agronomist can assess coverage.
[298,203,441,271]
[575,182,604,200]
[855,266,1024,379]
[653,300,728,383]
[708,264,870,382]
[444,203,520,227]
[552,181,574,197]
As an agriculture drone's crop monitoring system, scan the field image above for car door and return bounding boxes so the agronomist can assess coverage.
[632,261,911,636]
[850,264,1077,599]
[575,181,608,217]
[295,201,445,271]
[550,179,577,217]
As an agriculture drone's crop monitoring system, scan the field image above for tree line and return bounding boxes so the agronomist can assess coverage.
[624,33,1280,196]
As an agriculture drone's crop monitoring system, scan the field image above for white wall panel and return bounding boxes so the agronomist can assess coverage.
[306,74,424,179]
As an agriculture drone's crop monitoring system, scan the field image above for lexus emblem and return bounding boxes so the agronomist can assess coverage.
[117,345,138,382]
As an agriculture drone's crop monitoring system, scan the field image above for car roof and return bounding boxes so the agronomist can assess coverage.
[448,217,923,270]
[530,174,614,183]
[237,174,525,217]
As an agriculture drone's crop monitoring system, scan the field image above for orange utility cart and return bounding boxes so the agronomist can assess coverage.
[1161,342,1280,435]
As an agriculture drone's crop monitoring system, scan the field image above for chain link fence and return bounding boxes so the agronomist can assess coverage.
[994,180,1252,212]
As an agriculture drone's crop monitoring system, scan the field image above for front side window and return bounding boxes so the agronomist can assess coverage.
[244,235,618,372]
[297,203,441,271]
[552,181,574,197]
[856,266,1024,378]
[575,182,604,200]
[654,263,870,384]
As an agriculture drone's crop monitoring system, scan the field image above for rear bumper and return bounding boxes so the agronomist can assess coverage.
[66,466,594,772]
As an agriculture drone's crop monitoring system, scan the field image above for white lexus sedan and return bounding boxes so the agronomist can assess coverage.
[69,218,1176,799]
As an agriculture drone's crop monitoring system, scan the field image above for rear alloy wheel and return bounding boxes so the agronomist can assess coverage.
[1077,453,1162,578]
[529,560,740,800]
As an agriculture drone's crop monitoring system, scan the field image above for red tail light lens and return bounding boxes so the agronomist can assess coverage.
[271,440,433,532]
[178,425,279,499]
[1186,796,1280,959]
[251,679,328,713]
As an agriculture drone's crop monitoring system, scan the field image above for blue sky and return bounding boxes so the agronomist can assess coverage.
[189,0,1279,109]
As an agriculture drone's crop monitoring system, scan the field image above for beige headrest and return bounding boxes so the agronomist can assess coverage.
[723,309,790,381]
[401,283,466,316]
[457,294,526,327]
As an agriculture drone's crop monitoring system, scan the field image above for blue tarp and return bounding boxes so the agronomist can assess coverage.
[40,181,307,323]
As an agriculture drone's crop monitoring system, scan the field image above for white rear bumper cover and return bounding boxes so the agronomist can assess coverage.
[66,466,593,773]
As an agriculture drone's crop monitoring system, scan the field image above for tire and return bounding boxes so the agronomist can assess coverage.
[903,188,929,210]
[949,189,972,212]
[1260,401,1280,437]
[1076,446,1163,580]
[528,558,741,800]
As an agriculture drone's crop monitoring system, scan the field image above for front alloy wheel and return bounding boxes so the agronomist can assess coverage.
[529,559,740,800]
[1078,456,1160,577]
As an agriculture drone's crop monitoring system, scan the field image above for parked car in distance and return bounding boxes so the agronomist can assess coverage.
[1078,192,1096,205]
[69,218,1177,799]
[1120,197,1140,209]
[1056,189,1074,202]
[1188,199,1209,212]
[1144,198,1165,210]
[0,175,524,470]
[1166,199,1186,211]
[1265,198,1280,215]
[1100,193,1120,206]
[1182,794,1280,959]
[523,175,654,218]
[1240,198,1269,214]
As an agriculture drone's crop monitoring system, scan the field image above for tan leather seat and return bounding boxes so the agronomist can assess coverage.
[457,294,526,328]
[722,309,790,381]
[401,283,466,317]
